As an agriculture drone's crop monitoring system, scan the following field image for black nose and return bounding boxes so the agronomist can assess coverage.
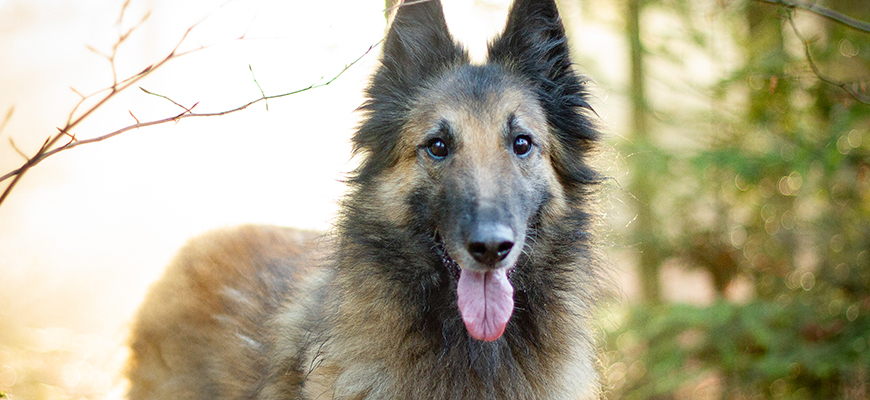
[467,224,515,267]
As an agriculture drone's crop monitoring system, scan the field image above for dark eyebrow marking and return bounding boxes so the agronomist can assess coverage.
[421,119,455,145]
[506,112,517,132]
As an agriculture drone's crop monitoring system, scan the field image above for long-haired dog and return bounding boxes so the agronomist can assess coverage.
[126,0,605,398]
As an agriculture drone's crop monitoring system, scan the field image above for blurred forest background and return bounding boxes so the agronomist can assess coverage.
[598,0,869,399]
[1,0,868,399]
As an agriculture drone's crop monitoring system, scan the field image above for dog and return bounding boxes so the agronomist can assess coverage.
[126,0,605,398]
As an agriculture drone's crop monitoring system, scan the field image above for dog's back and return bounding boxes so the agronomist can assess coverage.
[126,226,327,400]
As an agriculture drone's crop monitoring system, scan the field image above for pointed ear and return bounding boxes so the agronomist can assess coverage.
[489,0,600,187]
[488,0,572,87]
[351,1,467,185]
[381,0,466,86]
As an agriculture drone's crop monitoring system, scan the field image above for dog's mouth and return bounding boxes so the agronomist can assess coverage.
[433,234,515,342]
[434,234,462,281]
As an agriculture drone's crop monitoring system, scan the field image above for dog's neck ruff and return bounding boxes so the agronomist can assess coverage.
[435,237,515,342]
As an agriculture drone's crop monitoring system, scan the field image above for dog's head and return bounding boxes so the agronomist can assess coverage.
[351,0,598,342]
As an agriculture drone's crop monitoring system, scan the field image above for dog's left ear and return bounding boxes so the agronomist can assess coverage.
[489,0,599,182]
[381,0,466,89]
[488,0,574,94]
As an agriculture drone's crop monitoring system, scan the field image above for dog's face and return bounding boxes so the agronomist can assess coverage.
[410,68,557,272]
[404,68,563,341]
[351,0,597,342]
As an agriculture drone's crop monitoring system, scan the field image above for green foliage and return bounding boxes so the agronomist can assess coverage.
[603,0,870,398]
[603,300,870,399]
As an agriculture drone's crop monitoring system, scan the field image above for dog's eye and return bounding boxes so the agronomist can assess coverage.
[427,138,449,159]
[513,135,532,156]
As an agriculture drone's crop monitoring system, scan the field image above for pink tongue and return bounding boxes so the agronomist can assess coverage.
[456,268,514,341]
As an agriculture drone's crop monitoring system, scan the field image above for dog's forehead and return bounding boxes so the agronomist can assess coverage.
[409,66,549,140]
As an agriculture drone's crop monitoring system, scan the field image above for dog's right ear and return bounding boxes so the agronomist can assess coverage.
[380,0,466,87]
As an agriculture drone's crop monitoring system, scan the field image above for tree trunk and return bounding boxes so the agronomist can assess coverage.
[627,0,661,303]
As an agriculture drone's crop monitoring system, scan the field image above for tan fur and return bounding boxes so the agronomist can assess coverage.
[126,226,325,400]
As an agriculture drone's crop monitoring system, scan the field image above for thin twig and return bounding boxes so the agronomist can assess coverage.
[140,87,197,114]
[58,126,76,141]
[0,106,13,138]
[116,0,132,25]
[784,11,870,105]
[249,64,269,111]
[755,0,870,34]
[157,39,382,118]
[69,87,86,99]
[8,138,29,160]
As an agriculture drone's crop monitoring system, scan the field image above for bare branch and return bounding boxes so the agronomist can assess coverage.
[784,11,870,105]
[1,4,222,207]
[755,0,870,34]
[0,0,383,210]
[0,135,52,206]
[0,40,381,207]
